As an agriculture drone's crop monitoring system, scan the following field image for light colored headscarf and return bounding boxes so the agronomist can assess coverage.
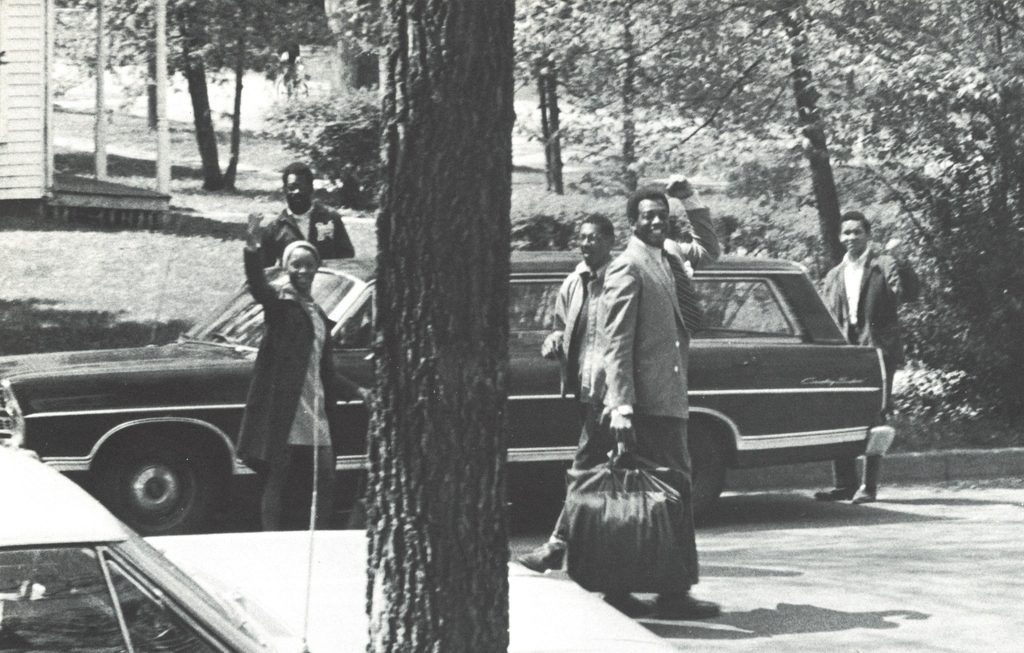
[281,240,321,268]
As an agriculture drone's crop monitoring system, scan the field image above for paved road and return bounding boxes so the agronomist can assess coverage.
[511,481,1024,652]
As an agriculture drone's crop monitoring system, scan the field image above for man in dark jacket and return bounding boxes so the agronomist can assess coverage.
[259,162,355,267]
[816,210,903,504]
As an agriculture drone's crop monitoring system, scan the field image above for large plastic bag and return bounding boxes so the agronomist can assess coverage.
[563,456,696,593]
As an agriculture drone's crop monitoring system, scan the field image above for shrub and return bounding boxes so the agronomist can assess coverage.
[893,364,990,421]
[510,189,624,250]
[264,89,381,208]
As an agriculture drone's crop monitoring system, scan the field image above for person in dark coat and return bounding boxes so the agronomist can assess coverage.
[238,213,361,530]
[815,210,904,504]
[259,161,356,267]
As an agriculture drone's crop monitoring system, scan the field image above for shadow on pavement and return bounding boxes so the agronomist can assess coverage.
[700,491,947,532]
[642,602,929,640]
[699,564,802,578]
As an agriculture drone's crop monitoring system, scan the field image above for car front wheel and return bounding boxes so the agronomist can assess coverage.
[95,439,214,535]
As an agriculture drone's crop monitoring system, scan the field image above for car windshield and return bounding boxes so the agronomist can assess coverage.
[185,269,360,348]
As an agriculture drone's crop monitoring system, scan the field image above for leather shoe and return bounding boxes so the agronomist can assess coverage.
[851,486,877,504]
[603,592,651,617]
[516,540,565,573]
[655,593,721,619]
[814,487,856,501]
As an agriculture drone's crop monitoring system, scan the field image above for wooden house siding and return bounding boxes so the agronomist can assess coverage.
[0,0,47,201]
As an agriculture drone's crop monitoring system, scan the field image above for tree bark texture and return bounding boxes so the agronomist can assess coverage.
[781,2,844,265]
[224,30,247,189]
[367,1,515,651]
[620,7,638,193]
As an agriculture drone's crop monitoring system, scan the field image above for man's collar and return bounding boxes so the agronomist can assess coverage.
[844,246,871,266]
[286,205,312,221]
[630,235,664,259]
[575,260,608,277]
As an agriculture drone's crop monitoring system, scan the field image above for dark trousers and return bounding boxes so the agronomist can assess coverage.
[832,353,897,491]
[257,444,335,531]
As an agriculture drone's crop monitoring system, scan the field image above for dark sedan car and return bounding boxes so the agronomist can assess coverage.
[0,252,886,534]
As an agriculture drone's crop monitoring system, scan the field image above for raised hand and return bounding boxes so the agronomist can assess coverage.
[246,213,264,249]
[665,177,694,200]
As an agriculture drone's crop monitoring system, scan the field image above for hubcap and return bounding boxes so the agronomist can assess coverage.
[130,464,181,514]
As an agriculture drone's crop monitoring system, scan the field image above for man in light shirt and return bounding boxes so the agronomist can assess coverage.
[816,211,904,504]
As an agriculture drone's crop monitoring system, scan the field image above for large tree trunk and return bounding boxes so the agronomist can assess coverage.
[182,55,224,191]
[781,2,844,265]
[224,30,246,190]
[177,9,224,192]
[367,0,515,651]
[537,58,564,194]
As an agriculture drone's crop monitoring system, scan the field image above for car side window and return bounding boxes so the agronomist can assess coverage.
[695,278,795,337]
[0,547,125,650]
[104,556,217,653]
[509,280,561,336]
[335,292,373,349]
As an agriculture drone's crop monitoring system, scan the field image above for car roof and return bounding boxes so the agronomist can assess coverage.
[0,447,127,548]
[319,251,804,281]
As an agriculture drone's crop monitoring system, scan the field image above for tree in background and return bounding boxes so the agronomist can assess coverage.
[367,0,515,650]
[56,0,333,190]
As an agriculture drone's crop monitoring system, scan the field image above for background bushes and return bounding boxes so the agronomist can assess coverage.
[264,89,381,208]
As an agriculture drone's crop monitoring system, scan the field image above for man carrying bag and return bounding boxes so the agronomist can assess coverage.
[587,184,720,618]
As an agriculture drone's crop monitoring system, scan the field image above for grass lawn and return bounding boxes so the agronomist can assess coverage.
[1,109,376,354]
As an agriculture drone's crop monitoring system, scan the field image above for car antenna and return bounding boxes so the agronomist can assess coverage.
[300,439,320,652]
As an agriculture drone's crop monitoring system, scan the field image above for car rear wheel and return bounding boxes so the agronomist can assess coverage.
[688,428,726,522]
[95,439,214,535]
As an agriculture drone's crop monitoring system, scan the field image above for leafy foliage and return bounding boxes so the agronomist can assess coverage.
[826,0,1024,416]
[263,89,382,208]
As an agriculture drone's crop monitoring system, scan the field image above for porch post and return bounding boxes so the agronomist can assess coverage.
[155,0,170,194]
[94,0,108,180]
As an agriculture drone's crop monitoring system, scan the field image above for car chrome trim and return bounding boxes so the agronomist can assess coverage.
[325,447,581,472]
[26,400,367,420]
[335,455,369,471]
[22,384,878,421]
[42,456,91,472]
[877,348,889,413]
[92,418,236,465]
[25,404,245,419]
[689,407,743,443]
[736,427,867,451]
[508,446,577,462]
[691,387,880,395]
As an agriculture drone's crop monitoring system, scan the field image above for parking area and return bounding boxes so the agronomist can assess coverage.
[513,482,1024,652]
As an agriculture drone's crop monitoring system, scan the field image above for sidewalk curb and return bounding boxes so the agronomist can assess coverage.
[725,447,1024,491]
